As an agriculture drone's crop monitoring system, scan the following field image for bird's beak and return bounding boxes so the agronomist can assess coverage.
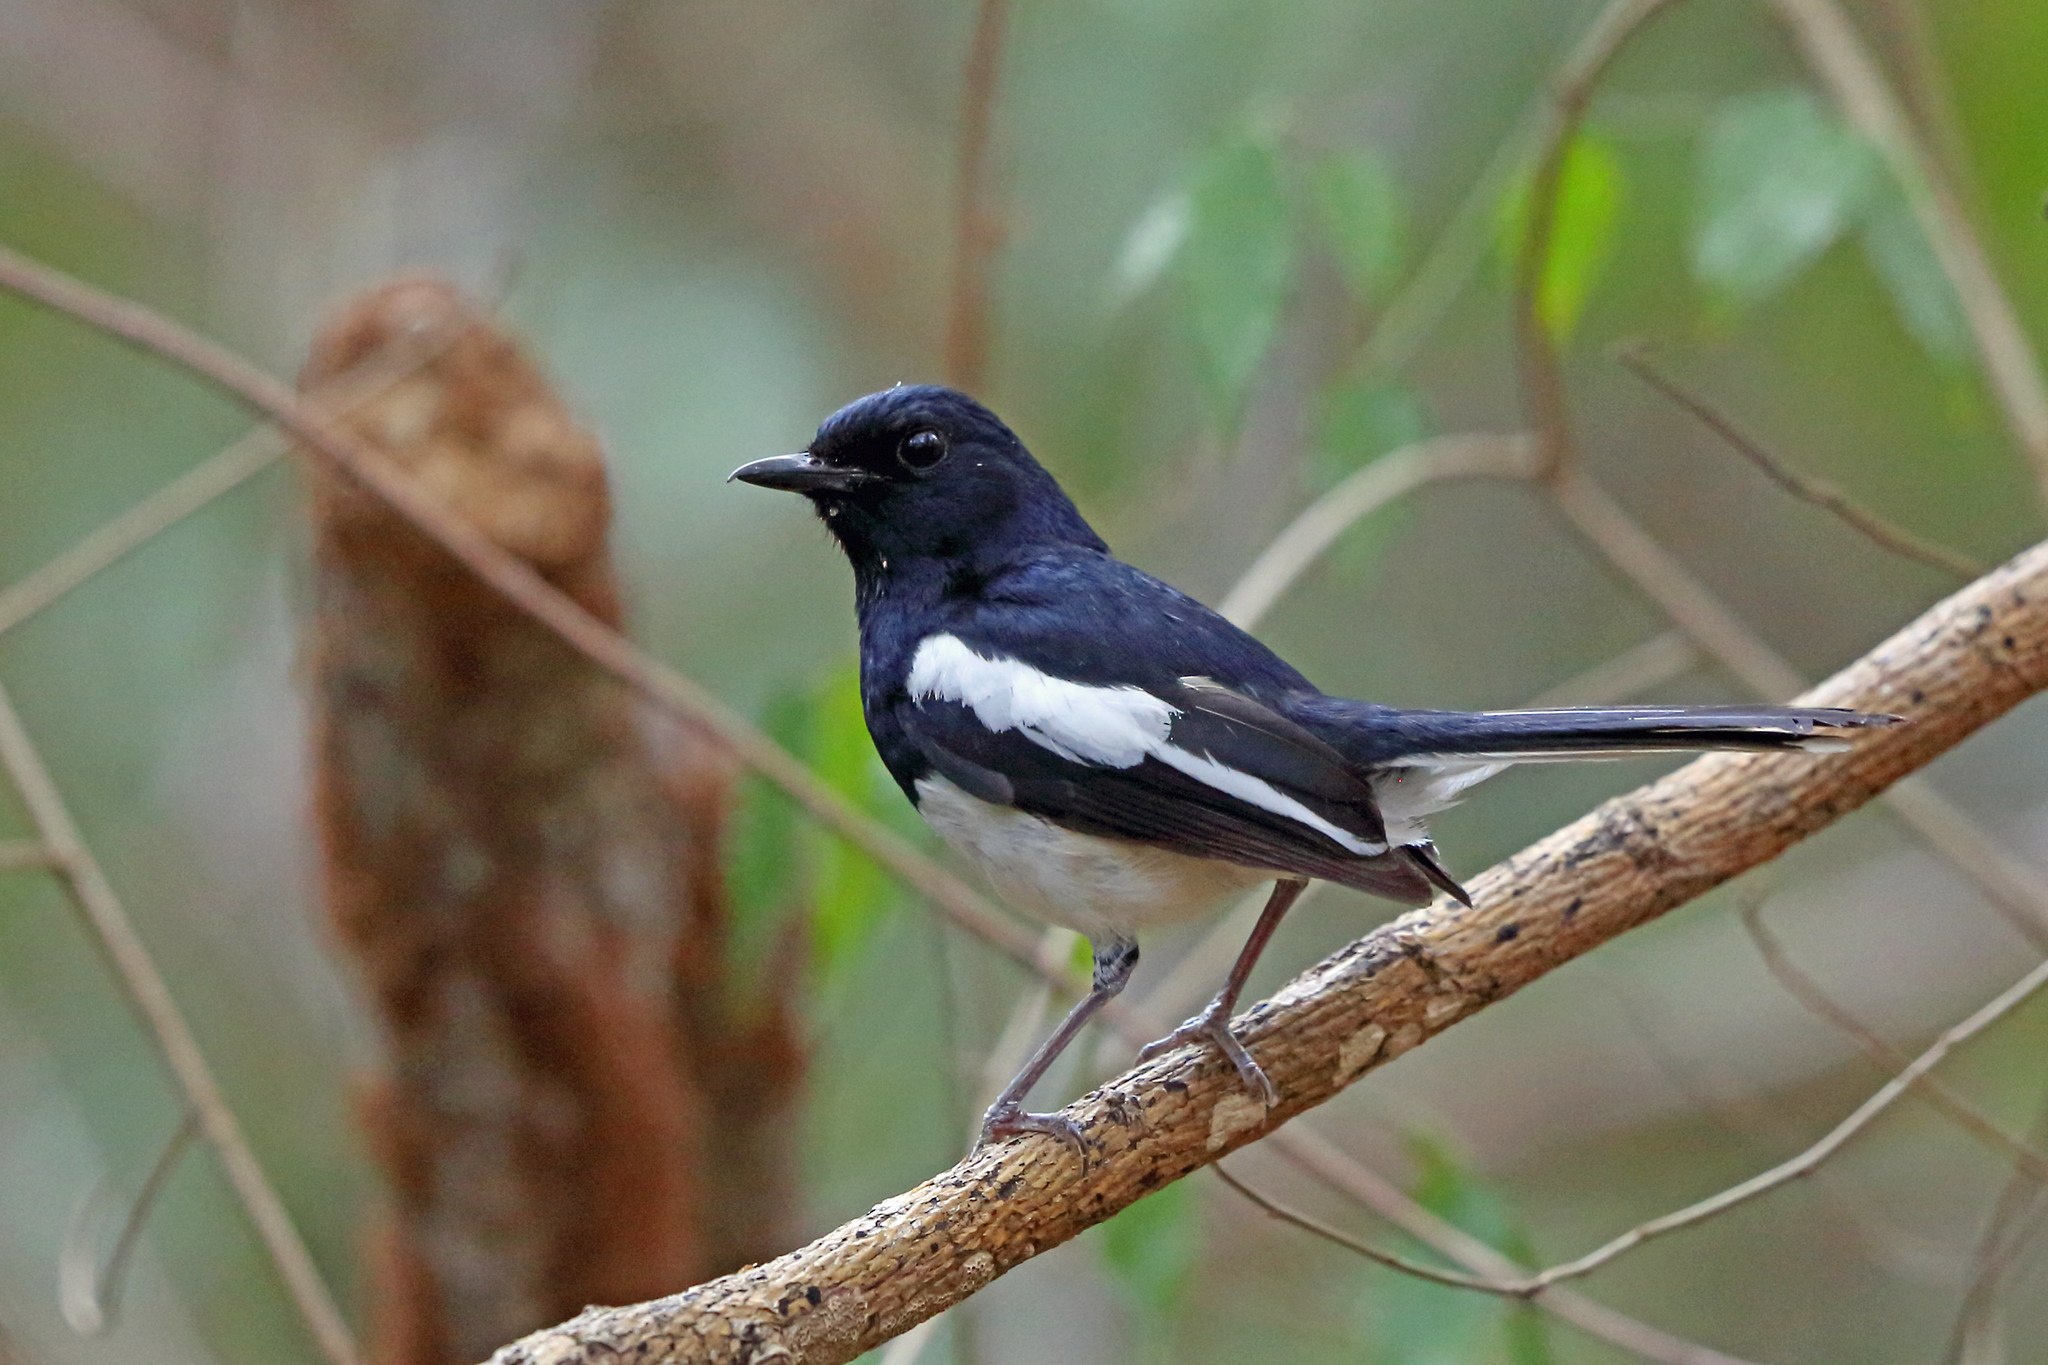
[727,453,873,493]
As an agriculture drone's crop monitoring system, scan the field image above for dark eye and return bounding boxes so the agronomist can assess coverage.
[898,428,949,471]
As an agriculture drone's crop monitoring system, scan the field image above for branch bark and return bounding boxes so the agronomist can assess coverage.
[302,279,803,1365]
[488,535,2048,1363]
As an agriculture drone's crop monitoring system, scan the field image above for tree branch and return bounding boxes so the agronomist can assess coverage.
[489,535,2048,1364]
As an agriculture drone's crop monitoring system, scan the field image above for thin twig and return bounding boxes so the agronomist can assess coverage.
[1739,900,2048,1180]
[1514,0,1687,479]
[942,0,1011,391]
[59,1109,199,1335]
[1943,1092,2048,1364]
[1212,1163,1512,1293]
[0,320,460,640]
[0,684,359,1365]
[1769,0,2048,513]
[0,840,56,872]
[1526,631,1698,707]
[1521,949,2048,1291]
[1268,1126,1758,1365]
[1218,433,1535,628]
[1619,344,1984,579]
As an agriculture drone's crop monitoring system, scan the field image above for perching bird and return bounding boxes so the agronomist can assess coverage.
[731,385,1890,1154]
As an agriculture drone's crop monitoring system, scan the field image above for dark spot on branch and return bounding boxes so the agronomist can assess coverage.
[1495,923,1521,942]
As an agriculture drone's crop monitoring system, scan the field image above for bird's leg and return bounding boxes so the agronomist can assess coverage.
[978,936,1139,1158]
[1137,878,1307,1107]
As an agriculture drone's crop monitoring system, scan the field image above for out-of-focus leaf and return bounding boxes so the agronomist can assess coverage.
[1109,189,1192,306]
[1180,136,1295,420]
[726,688,809,941]
[1692,88,1880,312]
[1099,1178,1201,1320]
[1365,1135,1553,1365]
[1860,182,1972,367]
[1312,149,1405,304]
[805,661,902,981]
[1498,133,1625,341]
[1312,380,1432,489]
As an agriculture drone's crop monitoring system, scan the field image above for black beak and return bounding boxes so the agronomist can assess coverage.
[728,452,874,493]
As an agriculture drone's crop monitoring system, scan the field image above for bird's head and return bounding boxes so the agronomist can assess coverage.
[730,385,1104,576]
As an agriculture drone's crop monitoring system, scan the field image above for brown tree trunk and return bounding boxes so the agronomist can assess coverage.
[300,279,803,1365]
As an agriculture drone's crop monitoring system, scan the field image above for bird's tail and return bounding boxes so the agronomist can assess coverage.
[1341,703,1895,766]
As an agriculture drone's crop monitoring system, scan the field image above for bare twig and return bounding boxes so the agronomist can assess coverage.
[0,319,461,641]
[1514,0,1686,479]
[1739,899,2048,1180]
[1218,434,1535,627]
[1944,1094,2048,1364]
[1520,949,2048,1293]
[1619,345,1984,579]
[1526,631,1698,707]
[490,537,2048,1364]
[0,840,55,872]
[1212,1163,1511,1293]
[0,684,359,1365]
[59,1110,199,1336]
[942,0,1011,391]
[1770,0,2048,512]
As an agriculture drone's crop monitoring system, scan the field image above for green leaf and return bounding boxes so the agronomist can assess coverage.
[1312,149,1405,304]
[1109,189,1192,306]
[1860,182,1971,367]
[1313,381,1432,488]
[805,661,902,981]
[1179,136,1296,420]
[1098,1179,1201,1319]
[1498,133,1625,341]
[1692,88,1881,312]
[1364,1135,1553,1365]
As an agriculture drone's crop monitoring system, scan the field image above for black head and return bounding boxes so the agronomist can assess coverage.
[730,385,1104,575]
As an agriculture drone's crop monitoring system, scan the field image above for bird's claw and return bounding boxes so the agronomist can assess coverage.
[1138,1005,1278,1108]
[976,1103,1088,1163]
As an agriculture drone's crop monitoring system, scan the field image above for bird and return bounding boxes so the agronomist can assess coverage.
[730,384,1892,1155]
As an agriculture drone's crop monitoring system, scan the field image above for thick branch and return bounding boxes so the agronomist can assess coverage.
[490,540,2048,1365]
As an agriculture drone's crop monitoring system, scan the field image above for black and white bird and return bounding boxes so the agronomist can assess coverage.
[732,385,1889,1153]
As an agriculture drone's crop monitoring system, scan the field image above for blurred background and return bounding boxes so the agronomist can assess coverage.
[3,1,2048,1362]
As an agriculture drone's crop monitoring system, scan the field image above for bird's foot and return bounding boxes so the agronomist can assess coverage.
[976,1101,1088,1162]
[1138,1000,1278,1108]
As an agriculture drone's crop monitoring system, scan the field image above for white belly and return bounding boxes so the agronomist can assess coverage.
[915,776,1269,938]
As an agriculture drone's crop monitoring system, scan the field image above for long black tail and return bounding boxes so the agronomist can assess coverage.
[1288,700,1896,769]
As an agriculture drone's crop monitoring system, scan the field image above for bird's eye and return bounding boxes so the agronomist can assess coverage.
[898,428,949,471]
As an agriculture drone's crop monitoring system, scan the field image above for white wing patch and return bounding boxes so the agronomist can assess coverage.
[907,633,1386,856]
[907,633,1172,767]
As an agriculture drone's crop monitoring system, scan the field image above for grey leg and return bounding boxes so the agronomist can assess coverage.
[978,936,1139,1156]
[1137,878,1307,1106]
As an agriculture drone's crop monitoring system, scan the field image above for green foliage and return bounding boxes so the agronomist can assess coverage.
[1363,1135,1552,1365]
[1180,136,1297,421]
[1310,381,1432,581]
[1099,1178,1203,1329]
[1312,149,1406,305]
[1692,88,1881,313]
[1859,182,1972,368]
[1499,133,1625,342]
[805,660,911,982]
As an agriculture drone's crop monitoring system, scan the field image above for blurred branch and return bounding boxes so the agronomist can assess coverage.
[1944,1095,2048,1365]
[1739,899,2048,1179]
[0,321,461,641]
[1218,433,1535,628]
[1619,344,1986,579]
[0,840,55,871]
[489,535,2048,1364]
[1514,0,1685,479]
[1770,0,2048,514]
[59,1109,198,1336]
[943,0,1010,390]
[301,279,804,1363]
[0,682,360,1365]
[1526,631,1698,706]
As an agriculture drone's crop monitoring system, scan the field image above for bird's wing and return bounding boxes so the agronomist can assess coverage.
[897,647,1436,905]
